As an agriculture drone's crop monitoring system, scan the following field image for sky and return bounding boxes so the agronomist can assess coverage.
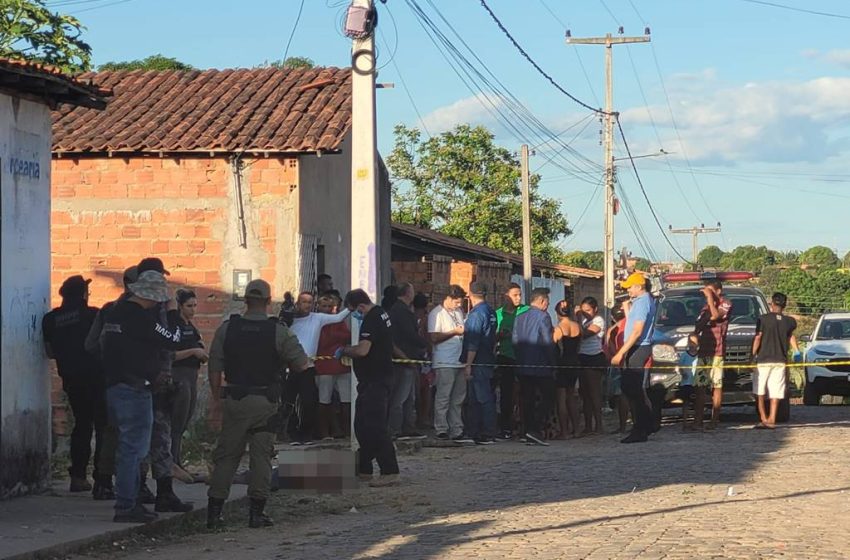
[62,0,850,261]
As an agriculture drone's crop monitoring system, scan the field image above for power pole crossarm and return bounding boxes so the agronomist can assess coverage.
[567,32,650,319]
[669,224,722,263]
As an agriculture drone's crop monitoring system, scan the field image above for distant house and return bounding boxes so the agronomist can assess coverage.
[0,58,107,499]
[50,67,391,341]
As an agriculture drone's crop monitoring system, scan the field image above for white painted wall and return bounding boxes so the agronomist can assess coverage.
[511,274,566,325]
[0,93,52,499]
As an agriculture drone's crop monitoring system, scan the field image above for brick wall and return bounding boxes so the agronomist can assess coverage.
[49,155,300,435]
[390,255,452,305]
[449,260,513,309]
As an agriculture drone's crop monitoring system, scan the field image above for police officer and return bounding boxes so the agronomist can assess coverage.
[42,275,113,498]
[206,279,310,529]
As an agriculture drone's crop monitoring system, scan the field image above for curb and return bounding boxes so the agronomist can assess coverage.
[3,497,248,560]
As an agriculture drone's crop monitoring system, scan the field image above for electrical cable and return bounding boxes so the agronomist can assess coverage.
[376,2,400,70]
[616,116,691,263]
[559,180,603,248]
[407,0,604,185]
[738,0,850,20]
[379,26,431,138]
[478,0,609,115]
[69,0,133,13]
[282,0,306,66]
[536,0,601,107]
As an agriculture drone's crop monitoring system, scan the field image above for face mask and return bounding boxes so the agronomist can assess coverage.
[352,310,364,321]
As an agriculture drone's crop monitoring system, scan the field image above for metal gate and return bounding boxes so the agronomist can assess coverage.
[297,233,319,294]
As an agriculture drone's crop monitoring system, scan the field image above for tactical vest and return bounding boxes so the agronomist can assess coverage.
[223,315,279,386]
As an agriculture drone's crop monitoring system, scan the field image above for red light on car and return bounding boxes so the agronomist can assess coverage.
[663,272,754,283]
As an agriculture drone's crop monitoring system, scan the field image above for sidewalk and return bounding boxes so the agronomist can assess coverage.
[0,480,245,560]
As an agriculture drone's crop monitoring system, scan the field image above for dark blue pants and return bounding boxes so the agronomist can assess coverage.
[107,383,152,511]
[465,367,497,439]
[355,380,399,476]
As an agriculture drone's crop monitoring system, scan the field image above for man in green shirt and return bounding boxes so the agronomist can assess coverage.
[494,282,529,439]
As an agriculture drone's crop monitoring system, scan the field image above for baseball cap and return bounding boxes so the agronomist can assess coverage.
[137,257,170,276]
[620,272,647,289]
[469,281,488,296]
[59,275,91,298]
[128,270,170,303]
[244,279,271,300]
[123,265,139,284]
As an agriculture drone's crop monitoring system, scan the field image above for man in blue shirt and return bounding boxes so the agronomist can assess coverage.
[611,272,657,444]
[462,282,498,445]
[512,288,557,446]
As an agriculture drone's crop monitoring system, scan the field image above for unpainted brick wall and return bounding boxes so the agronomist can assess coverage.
[49,155,299,435]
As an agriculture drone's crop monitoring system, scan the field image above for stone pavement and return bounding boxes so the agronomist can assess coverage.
[0,480,246,560]
[14,406,850,559]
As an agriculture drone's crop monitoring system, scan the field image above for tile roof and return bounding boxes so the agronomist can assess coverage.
[0,58,109,109]
[391,222,604,279]
[51,67,352,154]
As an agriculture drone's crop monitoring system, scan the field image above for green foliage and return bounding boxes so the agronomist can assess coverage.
[697,245,725,268]
[270,56,315,69]
[561,250,606,271]
[718,245,780,275]
[799,245,840,268]
[387,124,571,262]
[98,54,193,71]
[843,251,850,268]
[633,257,652,272]
[0,0,91,73]
[770,267,850,314]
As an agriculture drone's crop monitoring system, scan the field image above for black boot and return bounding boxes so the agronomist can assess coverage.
[92,477,115,501]
[154,477,194,513]
[138,474,156,505]
[206,497,225,529]
[248,498,273,528]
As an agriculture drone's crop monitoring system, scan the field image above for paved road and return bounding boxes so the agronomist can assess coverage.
[75,406,850,559]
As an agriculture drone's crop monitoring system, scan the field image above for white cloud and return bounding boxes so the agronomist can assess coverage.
[421,94,503,133]
[801,49,850,69]
[619,73,850,165]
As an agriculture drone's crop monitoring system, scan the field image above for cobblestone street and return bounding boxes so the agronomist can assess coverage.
[78,406,850,560]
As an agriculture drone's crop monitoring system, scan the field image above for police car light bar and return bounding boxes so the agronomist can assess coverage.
[662,271,754,283]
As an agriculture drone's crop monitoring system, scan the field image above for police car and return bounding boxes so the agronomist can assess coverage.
[802,311,850,405]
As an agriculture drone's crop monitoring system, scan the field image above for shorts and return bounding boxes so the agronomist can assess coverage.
[755,363,786,399]
[607,367,622,396]
[694,356,724,389]
[315,373,352,404]
[555,369,579,389]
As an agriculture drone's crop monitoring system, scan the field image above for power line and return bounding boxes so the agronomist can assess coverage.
[738,0,850,20]
[616,116,690,263]
[537,0,601,107]
[379,27,431,138]
[478,0,607,115]
[282,0,306,64]
[69,0,134,13]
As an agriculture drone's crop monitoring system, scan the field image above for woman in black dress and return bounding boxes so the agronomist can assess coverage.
[554,300,582,439]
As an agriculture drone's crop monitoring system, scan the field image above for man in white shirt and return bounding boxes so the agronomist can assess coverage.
[288,291,350,444]
[428,285,468,441]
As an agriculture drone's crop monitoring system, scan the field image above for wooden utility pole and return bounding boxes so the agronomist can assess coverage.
[669,223,722,263]
[520,144,532,301]
[349,0,378,449]
[567,31,650,317]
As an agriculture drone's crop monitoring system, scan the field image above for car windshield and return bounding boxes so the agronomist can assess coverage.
[816,319,850,340]
[656,290,763,327]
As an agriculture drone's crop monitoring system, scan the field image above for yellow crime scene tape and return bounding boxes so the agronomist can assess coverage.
[310,355,850,372]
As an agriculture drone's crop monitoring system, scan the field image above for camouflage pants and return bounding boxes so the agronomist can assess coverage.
[140,392,174,480]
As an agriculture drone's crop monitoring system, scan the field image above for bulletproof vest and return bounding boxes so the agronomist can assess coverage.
[223,315,279,386]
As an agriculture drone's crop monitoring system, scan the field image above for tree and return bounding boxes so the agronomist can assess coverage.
[633,257,652,272]
[270,56,314,69]
[844,251,850,269]
[387,124,570,262]
[718,245,780,275]
[98,54,193,71]
[799,246,840,268]
[0,0,91,73]
[697,245,725,268]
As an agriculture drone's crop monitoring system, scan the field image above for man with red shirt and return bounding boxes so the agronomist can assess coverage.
[314,294,351,440]
[692,280,732,430]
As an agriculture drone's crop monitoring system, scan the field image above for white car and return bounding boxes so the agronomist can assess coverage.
[803,312,850,405]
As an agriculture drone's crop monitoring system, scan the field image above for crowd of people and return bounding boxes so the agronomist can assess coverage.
[43,259,802,527]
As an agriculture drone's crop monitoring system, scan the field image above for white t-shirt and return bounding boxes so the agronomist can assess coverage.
[291,309,350,359]
[579,315,605,355]
[428,305,465,368]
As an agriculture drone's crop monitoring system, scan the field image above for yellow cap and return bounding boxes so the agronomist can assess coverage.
[620,272,647,289]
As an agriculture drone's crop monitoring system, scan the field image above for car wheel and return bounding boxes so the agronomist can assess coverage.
[803,380,821,406]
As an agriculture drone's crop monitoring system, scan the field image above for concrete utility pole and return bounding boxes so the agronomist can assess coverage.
[349,0,378,449]
[567,31,650,317]
[669,223,722,263]
[520,144,532,301]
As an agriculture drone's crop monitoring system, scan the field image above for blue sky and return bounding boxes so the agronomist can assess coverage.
[68,0,850,260]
